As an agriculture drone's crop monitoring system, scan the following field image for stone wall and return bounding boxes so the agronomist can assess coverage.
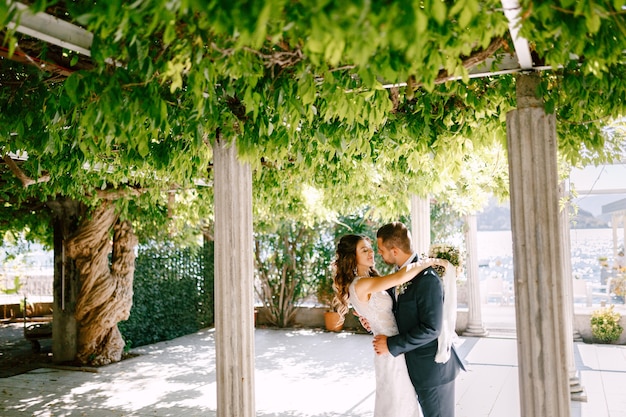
[256,306,367,332]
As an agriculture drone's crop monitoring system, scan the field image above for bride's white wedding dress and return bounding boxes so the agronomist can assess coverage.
[349,278,423,417]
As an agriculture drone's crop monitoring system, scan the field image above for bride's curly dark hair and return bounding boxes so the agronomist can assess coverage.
[332,234,380,323]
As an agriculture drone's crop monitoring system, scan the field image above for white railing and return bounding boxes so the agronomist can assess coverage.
[1,269,53,299]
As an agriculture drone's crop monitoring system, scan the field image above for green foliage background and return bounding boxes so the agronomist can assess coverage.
[255,205,463,326]
[2,1,625,247]
[119,240,214,348]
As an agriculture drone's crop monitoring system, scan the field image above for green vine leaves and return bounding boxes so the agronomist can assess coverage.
[1,0,625,239]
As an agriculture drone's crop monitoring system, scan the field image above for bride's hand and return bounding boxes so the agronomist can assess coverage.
[405,258,436,272]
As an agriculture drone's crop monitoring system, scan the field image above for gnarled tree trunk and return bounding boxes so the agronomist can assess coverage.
[65,202,137,365]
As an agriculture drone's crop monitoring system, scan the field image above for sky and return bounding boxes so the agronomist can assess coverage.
[569,163,626,216]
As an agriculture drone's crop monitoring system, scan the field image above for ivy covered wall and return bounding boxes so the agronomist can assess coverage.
[119,241,214,349]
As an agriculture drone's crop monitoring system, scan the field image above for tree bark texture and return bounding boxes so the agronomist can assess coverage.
[65,202,138,365]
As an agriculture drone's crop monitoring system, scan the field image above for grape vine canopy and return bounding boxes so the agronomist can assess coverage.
[1,0,625,365]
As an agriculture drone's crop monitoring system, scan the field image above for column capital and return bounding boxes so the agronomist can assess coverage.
[516,72,542,109]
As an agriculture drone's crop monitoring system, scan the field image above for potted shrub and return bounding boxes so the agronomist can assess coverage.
[316,274,343,332]
[591,305,623,344]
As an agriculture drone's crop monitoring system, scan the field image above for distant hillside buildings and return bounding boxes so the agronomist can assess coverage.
[477,199,610,231]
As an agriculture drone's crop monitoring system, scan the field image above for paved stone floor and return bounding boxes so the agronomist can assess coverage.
[1,327,625,417]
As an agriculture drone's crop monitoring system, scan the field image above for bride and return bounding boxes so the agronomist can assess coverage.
[332,234,440,417]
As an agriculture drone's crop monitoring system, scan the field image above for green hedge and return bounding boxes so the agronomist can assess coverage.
[119,240,214,349]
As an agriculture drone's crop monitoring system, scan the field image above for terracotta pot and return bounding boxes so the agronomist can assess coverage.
[324,311,343,332]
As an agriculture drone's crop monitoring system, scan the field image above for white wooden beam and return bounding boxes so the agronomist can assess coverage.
[5,1,546,87]
[575,189,626,195]
[381,53,552,90]
[7,2,93,56]
[501,0,534,70]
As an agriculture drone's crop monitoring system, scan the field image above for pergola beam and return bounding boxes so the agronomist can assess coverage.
[382,54,551,90]
[7,2,93,56]
[577,189,626,196]
[501,0,534,70]
[7,1,543,85]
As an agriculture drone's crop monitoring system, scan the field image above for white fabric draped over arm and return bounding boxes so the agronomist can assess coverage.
[435,259,458,364]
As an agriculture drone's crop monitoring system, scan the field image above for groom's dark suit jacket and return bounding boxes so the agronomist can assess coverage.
[386,264,464,390]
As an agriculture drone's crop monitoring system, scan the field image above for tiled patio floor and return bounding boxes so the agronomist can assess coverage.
[1,326,625,417]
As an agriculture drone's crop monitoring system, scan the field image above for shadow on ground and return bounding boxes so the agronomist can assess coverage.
[0,322,53,378]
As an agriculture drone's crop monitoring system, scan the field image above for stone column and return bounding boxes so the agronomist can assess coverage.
[615,212,626,257]
[622,213,626,251]
[462,214,489,337]
[213,139,255,417]
[559,182,586,401]
[613,215,619,258]
[506,73,571,417]
[48,198,81,363]
[410,194,430,256]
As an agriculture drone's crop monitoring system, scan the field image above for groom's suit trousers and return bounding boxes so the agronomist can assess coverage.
[415,379,455,417]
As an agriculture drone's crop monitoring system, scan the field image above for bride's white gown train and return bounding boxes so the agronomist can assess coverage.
[349,278,423,417]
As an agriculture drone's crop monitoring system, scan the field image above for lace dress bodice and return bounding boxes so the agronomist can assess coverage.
[349,278,399,337]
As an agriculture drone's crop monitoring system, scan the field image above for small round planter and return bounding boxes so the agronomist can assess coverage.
[324,311,344,332]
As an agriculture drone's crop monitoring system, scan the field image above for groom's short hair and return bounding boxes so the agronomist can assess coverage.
[377,222,413,254]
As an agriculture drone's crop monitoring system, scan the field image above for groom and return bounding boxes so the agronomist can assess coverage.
[372,222,464,417]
